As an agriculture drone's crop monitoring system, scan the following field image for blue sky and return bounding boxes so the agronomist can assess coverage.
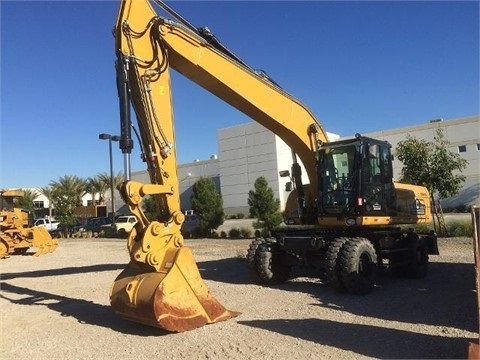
[1,0,479,189]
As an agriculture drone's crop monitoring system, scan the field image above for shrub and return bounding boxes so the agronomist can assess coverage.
[240,227,252,238]
[228,228,241,238]
[448,220,473,237]
[236,213,245,219]
[220,231,227,238]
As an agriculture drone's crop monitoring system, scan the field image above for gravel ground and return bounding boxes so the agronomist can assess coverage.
[0,236,478,359]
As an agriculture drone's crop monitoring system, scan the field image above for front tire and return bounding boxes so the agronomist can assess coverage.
[340,237,377,295]
[246,237,266,266]
[254,242,291,285]
[325,237,349,292]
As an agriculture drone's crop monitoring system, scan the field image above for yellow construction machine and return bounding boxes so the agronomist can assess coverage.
[110,0,438,332]
[0,190,58,258]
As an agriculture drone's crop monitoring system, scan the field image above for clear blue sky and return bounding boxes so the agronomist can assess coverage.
[1,0,479,189]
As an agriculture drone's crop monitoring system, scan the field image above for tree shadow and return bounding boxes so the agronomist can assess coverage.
[0,282,170,336]
[237,318,472,359]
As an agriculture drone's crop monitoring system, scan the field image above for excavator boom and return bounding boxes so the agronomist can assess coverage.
[110,0,328,332]
[110,0,436,331]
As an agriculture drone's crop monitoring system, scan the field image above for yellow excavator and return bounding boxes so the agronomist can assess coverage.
[110,0,438,332]
[0,190,58,258]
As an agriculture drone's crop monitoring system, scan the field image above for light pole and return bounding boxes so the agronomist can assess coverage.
[99,133,120,227]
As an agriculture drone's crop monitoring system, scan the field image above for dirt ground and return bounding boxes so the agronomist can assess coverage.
[0,236,478,359]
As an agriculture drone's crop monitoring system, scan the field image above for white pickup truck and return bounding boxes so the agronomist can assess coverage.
[34,218,60,232]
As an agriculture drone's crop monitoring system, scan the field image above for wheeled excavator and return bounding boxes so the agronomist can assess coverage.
[0,190,58,258]
[110,0,439,332]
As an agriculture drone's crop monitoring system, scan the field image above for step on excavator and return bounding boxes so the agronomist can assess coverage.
[110,0,438,332]
[0,190,58,258]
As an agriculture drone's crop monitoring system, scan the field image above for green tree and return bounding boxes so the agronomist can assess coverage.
[49,175,87,233]
[141,195,158,221]
[39,186,55,218]
[17,188,39,214]
[191,177,224,236]
[248,176,283,235]
[85,176,103,206]
[396,129,467,200]
[396,129,468,234]
[97,171,123,204]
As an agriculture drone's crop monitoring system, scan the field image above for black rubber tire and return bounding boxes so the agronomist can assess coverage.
[340,237,377,295]
[254,242,291,285]
[405,234,429,279]
[246,238,265,266]
[325,237,349,292]
[389,234,429,279]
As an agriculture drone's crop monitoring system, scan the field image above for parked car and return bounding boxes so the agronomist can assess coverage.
[109,215,137,237]
[75,216,112,233]
[34,218,60,232]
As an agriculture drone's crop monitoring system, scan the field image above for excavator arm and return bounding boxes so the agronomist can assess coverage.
[110,0,327,332]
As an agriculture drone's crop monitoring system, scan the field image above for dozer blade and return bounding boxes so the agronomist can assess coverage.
[110,246,240,332]
[31,227,58,256]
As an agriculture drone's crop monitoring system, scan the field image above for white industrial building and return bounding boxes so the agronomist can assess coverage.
[25,114,479,216]
[169,114,479,216]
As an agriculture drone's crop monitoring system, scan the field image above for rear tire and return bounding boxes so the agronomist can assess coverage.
[340,237,377,295]
[325,237,348,292]
[246,238,265,266]
[405,234,429,279]
[254,242,291,285]
[389,233,429,279]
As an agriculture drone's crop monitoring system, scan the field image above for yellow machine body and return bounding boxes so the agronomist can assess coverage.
[111,0,436,331]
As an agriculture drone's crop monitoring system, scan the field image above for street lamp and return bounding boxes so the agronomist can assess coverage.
[99,133,120,227]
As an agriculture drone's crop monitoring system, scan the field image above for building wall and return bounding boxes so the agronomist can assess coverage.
[363,115,480,208]
[22,115,479,216]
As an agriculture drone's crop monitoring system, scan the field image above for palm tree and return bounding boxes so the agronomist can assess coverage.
[113,171,125,189]
[18,188,40,214]
[50,175,87,207]
[97,172,124,203]
[49,175,87,231]
[39,186,55,218]
[85,176,103,206]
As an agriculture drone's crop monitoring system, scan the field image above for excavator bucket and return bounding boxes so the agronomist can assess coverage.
[110,245,240,332]
[30,226,58,256]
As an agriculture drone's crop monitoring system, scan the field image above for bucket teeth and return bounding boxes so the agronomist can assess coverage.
[111,246,240,332]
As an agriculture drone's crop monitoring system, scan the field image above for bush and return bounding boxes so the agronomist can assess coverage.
[448,220,473,237]
[228,228,241,238]
[220,231,227,238]
[240,227,252,238]
[236,213,245,219]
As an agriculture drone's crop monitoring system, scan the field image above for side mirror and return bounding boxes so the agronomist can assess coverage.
[279,170,290,178]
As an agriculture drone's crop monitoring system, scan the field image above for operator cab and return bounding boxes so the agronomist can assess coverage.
[317,134,396,219]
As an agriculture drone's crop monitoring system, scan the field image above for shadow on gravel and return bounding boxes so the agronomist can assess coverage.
[312,261,477,333]
[1,263,126,280]
[0,282,171,336]
[197,258,252,284]
[198,257,477,333]
[237,318,472,359]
